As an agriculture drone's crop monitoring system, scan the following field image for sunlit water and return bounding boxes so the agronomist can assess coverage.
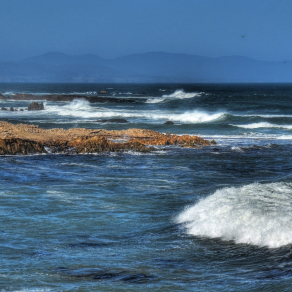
[1,83,292,291]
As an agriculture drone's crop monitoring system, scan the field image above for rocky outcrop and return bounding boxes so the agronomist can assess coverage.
[0,121,215,155]
[0,138,45,155]
[9,93,137,103]
[28,102,44,111]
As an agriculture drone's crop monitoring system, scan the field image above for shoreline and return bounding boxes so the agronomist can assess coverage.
[0,121,216,155]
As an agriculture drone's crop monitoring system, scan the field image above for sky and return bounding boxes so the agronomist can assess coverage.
[0,0,292,62]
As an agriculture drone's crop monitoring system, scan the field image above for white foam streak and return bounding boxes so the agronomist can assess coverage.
[232,122,292,130]
[176,182,292,248]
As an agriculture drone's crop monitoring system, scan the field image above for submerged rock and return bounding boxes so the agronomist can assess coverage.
[99,90,109,94]
[56,267,155,283]
[164,121,174,125]
[28,102,44,111]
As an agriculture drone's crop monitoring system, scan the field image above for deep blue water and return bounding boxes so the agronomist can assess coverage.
[1,83,292,291]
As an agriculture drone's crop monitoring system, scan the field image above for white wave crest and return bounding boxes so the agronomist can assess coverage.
[162,90,202,99]
[45,99,95,117]
[232,122,292,130]
[45,100,224,123]
[165,111,224,123]
[145,98,165,103]
[176,182,292,248]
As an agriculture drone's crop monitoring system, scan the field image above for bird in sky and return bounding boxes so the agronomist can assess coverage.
[241,34,245,38]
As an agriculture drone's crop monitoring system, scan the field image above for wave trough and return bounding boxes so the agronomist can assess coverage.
[176,182,292,248]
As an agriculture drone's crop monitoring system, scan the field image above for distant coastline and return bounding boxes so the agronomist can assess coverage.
[0,52,291,83]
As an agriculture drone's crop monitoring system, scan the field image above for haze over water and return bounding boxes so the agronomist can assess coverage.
[1,83,292,291]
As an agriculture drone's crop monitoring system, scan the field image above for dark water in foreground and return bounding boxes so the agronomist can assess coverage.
[1,83,292,291]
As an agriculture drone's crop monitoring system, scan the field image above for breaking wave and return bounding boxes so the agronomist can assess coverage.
[162,90,202,99]
[145,98,165,103]
[232,122,292,130]
[45,99,225,123]
[176,182,292,248]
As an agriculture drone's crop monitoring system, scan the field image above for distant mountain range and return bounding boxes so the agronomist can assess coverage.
[0,51,291,83]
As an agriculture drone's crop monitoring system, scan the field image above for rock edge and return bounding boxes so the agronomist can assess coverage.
[0,121,216,155]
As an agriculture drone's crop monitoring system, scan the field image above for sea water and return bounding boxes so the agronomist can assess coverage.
[1,83,292,291]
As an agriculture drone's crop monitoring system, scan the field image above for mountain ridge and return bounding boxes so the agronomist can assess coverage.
[0,52,291,83]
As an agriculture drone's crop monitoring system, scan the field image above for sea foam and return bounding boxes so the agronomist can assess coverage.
[176,182,292,248]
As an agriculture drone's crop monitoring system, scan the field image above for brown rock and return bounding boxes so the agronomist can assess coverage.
[0,138,45,155]
[28,102,44,111]
[0,121,215,155]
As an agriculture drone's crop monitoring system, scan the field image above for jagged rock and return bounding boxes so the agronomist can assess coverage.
[130,133,212,147]
[0,94,6,100]
[10,107,14,111]
[0,121,215,155]
[164,121,174,125]
[28,102,44,111]
[1,107,7,111]
[210,139,217,145]
[0,138,46,155]
[67,136,153,153]
[98,119,129,123]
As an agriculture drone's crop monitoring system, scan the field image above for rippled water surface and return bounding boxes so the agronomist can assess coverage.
[1,83,292,291]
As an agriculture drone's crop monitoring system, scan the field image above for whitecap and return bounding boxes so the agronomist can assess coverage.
[231,122,292,130]
[162,89,202,99]
[45,100,225,123]
[176,182,292,248]
[145,98,165,103]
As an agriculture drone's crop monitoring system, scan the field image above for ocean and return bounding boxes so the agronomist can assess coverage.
[1,83,292,291]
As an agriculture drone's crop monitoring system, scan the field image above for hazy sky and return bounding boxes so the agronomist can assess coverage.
[1,0,291,61]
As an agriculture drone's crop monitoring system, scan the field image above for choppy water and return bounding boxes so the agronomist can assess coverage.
[1,83,292,291]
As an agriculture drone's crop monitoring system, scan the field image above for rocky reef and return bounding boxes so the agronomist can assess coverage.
[0,121,216,155]
[4,93,137,103]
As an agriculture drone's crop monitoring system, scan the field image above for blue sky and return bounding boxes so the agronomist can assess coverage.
[1,0,291,61]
